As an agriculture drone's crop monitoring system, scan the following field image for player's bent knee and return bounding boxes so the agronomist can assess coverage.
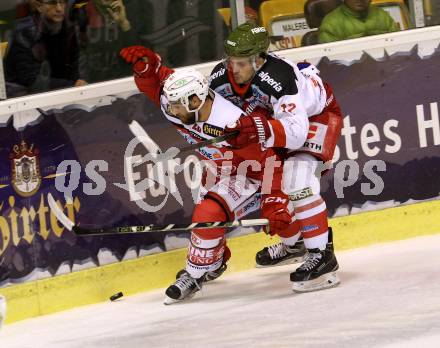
[188,198,230,278]
[192,197,230,240]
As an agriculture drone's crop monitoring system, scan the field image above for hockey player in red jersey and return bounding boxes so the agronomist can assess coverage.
[120,47,297,303]
[209,23,343,292]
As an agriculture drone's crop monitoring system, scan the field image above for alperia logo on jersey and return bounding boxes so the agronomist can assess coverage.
[258,71,282,92]
[210,68,226,82]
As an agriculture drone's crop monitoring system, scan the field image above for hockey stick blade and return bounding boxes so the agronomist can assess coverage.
[36,107,48,116]
[179,130,239,153]
[48,193,268,236]
[48,193,74,231]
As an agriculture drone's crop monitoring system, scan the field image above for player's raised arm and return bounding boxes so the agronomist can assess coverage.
[120,45,174,106]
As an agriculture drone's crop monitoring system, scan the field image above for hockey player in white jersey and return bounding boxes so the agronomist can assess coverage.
[120,47,293,303]
[210,23,343,292]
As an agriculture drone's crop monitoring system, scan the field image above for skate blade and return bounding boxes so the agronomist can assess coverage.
[255,256,305,268]
[164,296,179,305]
[292,272,340,293]
[163,292,197,305]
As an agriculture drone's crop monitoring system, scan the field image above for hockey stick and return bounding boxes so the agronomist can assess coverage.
[179,130,239,153]
[48,193,268,236]
[130,119,238,154]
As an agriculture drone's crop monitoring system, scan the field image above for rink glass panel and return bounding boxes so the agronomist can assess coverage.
[1,0,439,99]
[0,0,229,99]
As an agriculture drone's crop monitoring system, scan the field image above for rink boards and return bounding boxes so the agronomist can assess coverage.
[1,26,440,324]
[2,200,440,324]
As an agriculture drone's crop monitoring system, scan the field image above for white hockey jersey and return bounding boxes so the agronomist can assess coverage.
[209,54,328,151]
[160,90,247,161]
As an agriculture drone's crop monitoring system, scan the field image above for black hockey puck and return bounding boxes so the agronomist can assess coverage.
[110,292,123,301]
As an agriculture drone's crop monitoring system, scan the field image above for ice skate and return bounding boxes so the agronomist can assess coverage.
[290,243,340,293]
[164,272,205,305]
[256,239,306,268]
[175,262,227,282]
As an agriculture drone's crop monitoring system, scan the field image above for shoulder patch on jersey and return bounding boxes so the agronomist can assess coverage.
[209,67,226,83]
[209,63,228,88]
[203,123,224,137]
[257,55,298,99]
[258,71,283,93]
[289,187,313,201]
[189,130,204,140]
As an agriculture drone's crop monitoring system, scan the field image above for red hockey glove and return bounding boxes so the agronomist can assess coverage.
[225,113,270,148]
[120,46,162,78]
[242,102,272,118]
[120,45,153,63]
[261,193,291,236]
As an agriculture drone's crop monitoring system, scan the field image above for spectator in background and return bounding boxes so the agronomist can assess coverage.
[246,0,263,14]
[92,0,131,32]
[244,6,259,26]
[158,0,227,69]
[1,0,38,48]
[77,0,152,83]
[318,0,399,43]
[4,0,86,97]
[15,0,39,18]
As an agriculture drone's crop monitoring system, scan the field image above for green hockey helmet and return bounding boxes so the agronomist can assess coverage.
[224,23,270,57]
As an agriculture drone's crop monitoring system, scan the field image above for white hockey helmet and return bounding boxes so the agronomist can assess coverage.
[163,68,209,114]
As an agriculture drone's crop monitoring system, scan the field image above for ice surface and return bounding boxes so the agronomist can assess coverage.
[1,234,440,348]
